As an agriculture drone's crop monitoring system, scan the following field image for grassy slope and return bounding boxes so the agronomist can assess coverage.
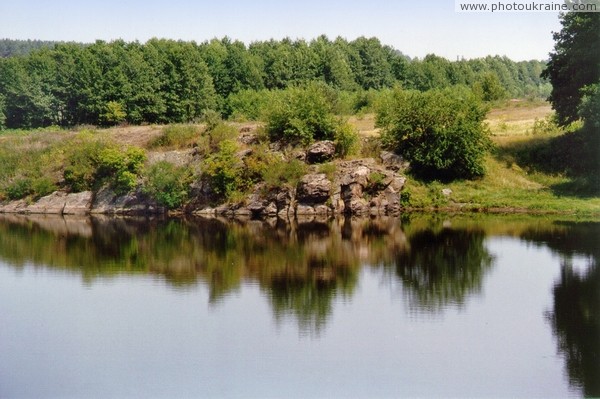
[349,100,599,215]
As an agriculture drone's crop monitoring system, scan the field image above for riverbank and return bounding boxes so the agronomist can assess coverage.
[0,100,598,217]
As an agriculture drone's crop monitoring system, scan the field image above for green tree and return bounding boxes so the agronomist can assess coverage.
[542,12,600,126]
[472,72,506,101]
[349,37,394,90]
[378,86,491,180]
[0,93,6,129]
[199,38,264,101]
[264,82,338,144]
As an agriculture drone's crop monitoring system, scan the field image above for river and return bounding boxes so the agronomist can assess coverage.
[0,214,598,398]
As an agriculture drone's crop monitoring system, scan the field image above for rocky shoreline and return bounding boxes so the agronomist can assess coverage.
[0,152,408,218]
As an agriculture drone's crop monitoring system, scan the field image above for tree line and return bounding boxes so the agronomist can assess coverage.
[0,36,549,129]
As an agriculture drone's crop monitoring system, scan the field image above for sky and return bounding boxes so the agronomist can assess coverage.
[0,0,563,61]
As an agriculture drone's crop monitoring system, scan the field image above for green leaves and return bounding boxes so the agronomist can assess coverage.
[144,161,192,209]
[378,86,491,180]
[265,82,338,145]
[63,136,147,194]
[542,13,600,126]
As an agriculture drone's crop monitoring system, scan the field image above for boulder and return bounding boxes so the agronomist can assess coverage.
[63,191,93,215]
[0,199,28,213]
[380,151,409,171]
[91,187,162,215]
[306,140,336,164]
[296,174,331,204]
[26,191,68,214]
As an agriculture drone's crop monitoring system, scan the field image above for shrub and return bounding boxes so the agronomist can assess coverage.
[531,115,561,136]
[378,86,491,181]
[150,124,201,149]
[63,138,105,192]
[334,122,359,158]
[226,89,273,121]
[243,145,279,183]
[202,140,247,199]
[63,136,146,193]
[264,82,338,145]
[200,109,223,130]
[5,178,33,200]
[101,101,127,126]
[31,177,57,199]
[263,158,308,189]
[144,161,192,209]
[0,95,5,130]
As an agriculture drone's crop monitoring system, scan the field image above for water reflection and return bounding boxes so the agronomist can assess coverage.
[520,223,600,398]
[391,225,494,313]
[0,214,598,393]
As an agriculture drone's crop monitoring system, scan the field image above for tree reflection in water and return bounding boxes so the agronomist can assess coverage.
[392,225,494,313]
[521,223,600,397]
[0,212,598,380]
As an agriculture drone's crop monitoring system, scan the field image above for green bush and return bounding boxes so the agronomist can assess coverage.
[226,89,273,121]
[63,138,105,192]
[5,176,57,200]
[101,101,127,126]
[150,125,200,149]
[0,95,6,130]
[531,115,561,136]
[5,178,33,200]
[64,136,146,193]
[263,158,308,189]
[378,86,491,181]
[202,139,247,199]
[265,82,338,145]
[243,145,280,183]
[144,161,192,209]
[334,122,359,158]
[31,177,57,199]
[200,109,223,130]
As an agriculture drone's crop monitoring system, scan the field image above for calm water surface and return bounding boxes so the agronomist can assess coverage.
[0,214,598,398]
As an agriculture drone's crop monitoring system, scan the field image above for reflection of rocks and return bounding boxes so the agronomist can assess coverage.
[0,214,93,238]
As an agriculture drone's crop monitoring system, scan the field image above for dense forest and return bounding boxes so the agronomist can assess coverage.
[0,36,549,129]
[0,39,66,58]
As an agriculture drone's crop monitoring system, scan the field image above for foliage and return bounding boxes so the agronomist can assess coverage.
[263,158,308,189]
[150,124,200,149]
[0,94,5,129]
[0,37,551,129]
[578,83,600,130]
[472,72,506,102]
[378,86,491,180]
[5,176,57,200]
[334,122,359,158]
[63,135,146,193]
[542,12,600,126]
[226,89,273,121]
[144,161,192,209]
[531,114,561,136]
[195,122,239,156]
[202,139,247,199]
[264,82,338,144]
[101,101,127,126]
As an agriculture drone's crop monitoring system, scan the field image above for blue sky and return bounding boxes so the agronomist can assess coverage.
[0,1,562,60]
